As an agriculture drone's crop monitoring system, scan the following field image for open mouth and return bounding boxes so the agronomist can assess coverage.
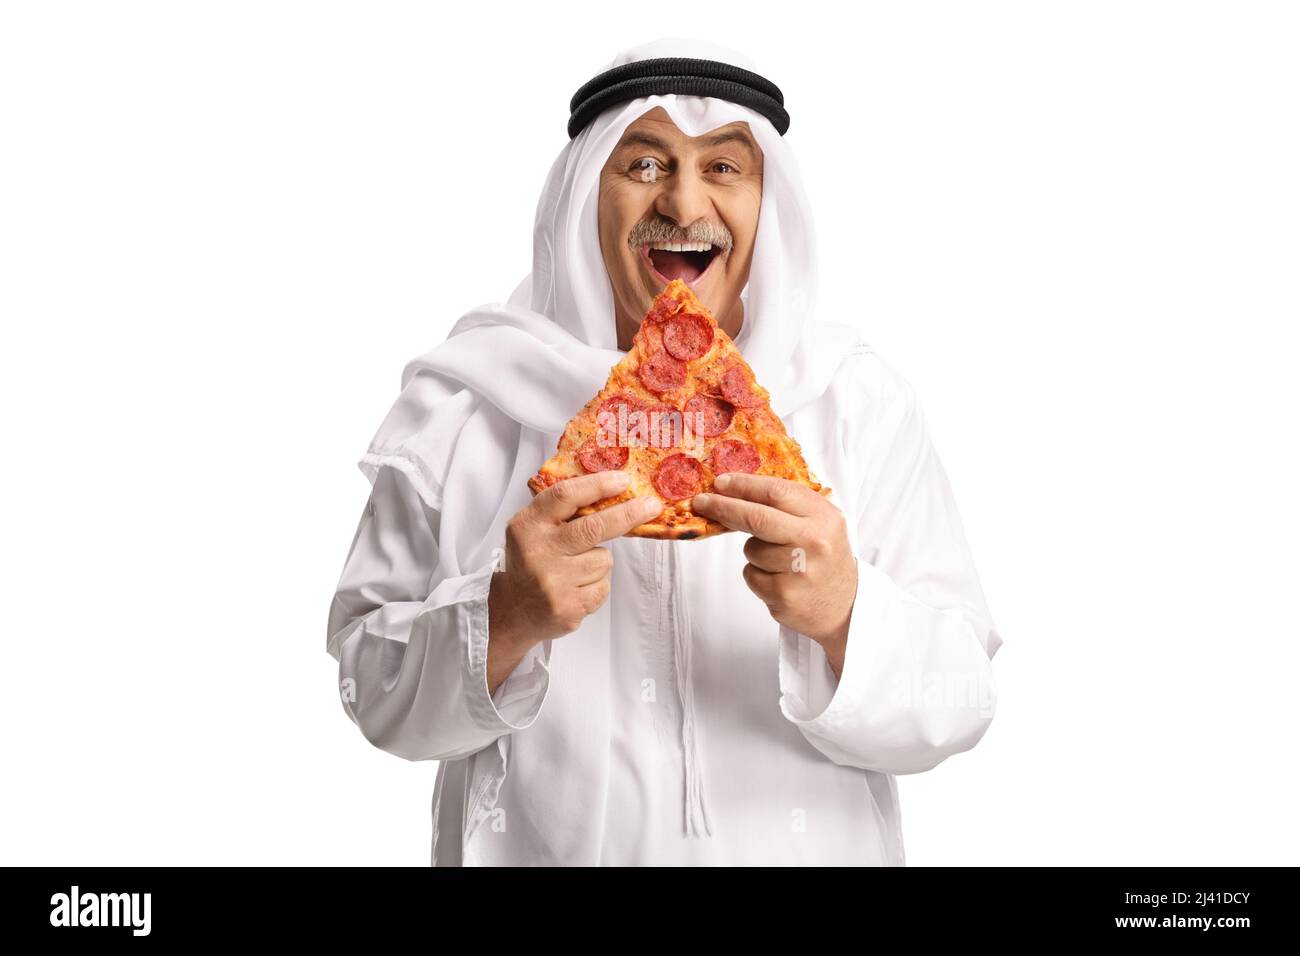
[640,242,722,286]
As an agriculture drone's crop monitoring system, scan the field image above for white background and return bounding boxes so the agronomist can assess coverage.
[2,1,1296,866]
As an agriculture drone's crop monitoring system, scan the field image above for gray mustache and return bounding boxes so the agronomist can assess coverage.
[627,219,733,254]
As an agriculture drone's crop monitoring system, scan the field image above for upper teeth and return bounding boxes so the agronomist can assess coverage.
[649,242,713,253]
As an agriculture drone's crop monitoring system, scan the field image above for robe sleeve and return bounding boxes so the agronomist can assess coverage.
[777,361,1002,774]
[326,466,551,762]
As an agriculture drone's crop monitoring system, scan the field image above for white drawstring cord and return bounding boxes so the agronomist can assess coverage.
[668,543,712,838]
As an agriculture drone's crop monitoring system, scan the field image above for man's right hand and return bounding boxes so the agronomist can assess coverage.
[485,471,660,695]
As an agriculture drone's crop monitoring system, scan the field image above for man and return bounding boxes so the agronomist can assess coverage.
[327,38,1002,866]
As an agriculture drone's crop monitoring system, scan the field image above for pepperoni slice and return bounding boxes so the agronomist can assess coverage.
[652,454,704,500]
[599,393,644,421]
[663,312,713,361]
[683,394,734,438]
[577,437,630,473]
[644,404,683,449]
[639,349,687,394]
[710,439,760,475]
[720,364,761,407]
[645,294,681,325]
[596,393,645,446]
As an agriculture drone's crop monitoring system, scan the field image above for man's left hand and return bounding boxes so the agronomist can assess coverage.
[692,474,859,678]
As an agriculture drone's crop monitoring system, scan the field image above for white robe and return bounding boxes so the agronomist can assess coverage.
[326,345,1002,866]
[325,38,1002,866]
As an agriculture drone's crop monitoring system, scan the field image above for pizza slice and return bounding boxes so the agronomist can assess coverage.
[528,278,829,540]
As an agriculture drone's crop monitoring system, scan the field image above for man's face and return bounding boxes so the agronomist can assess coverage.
[598,107,764,348]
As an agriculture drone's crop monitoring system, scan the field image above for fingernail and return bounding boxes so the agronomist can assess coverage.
[610,471,631,488]
[640,496,662,517]
[713,474,732,489]
[693,493,711,508]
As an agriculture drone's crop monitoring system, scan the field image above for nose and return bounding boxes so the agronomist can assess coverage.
[653,165,713,232]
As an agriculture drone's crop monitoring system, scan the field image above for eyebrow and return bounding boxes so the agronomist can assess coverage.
[700,129,758,155]
[614,127,759,159]
[616,131,673,153]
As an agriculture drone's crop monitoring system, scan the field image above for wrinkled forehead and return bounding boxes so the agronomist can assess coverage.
[606,106,763,162]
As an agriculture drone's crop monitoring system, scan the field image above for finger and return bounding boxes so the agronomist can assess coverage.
[576,577,611,615]
[533,471,632,522]
[742,562,780,607]
[743,536,800,573]
[691,492,799,544]
[569,546,614,586]
[559,494,662,554]
[711,473,821,516]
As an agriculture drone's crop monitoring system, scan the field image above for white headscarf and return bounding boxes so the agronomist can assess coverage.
[360,37,864,587]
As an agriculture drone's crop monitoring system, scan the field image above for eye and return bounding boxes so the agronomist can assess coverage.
[711,161,738,174]
[632,157,664,181]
